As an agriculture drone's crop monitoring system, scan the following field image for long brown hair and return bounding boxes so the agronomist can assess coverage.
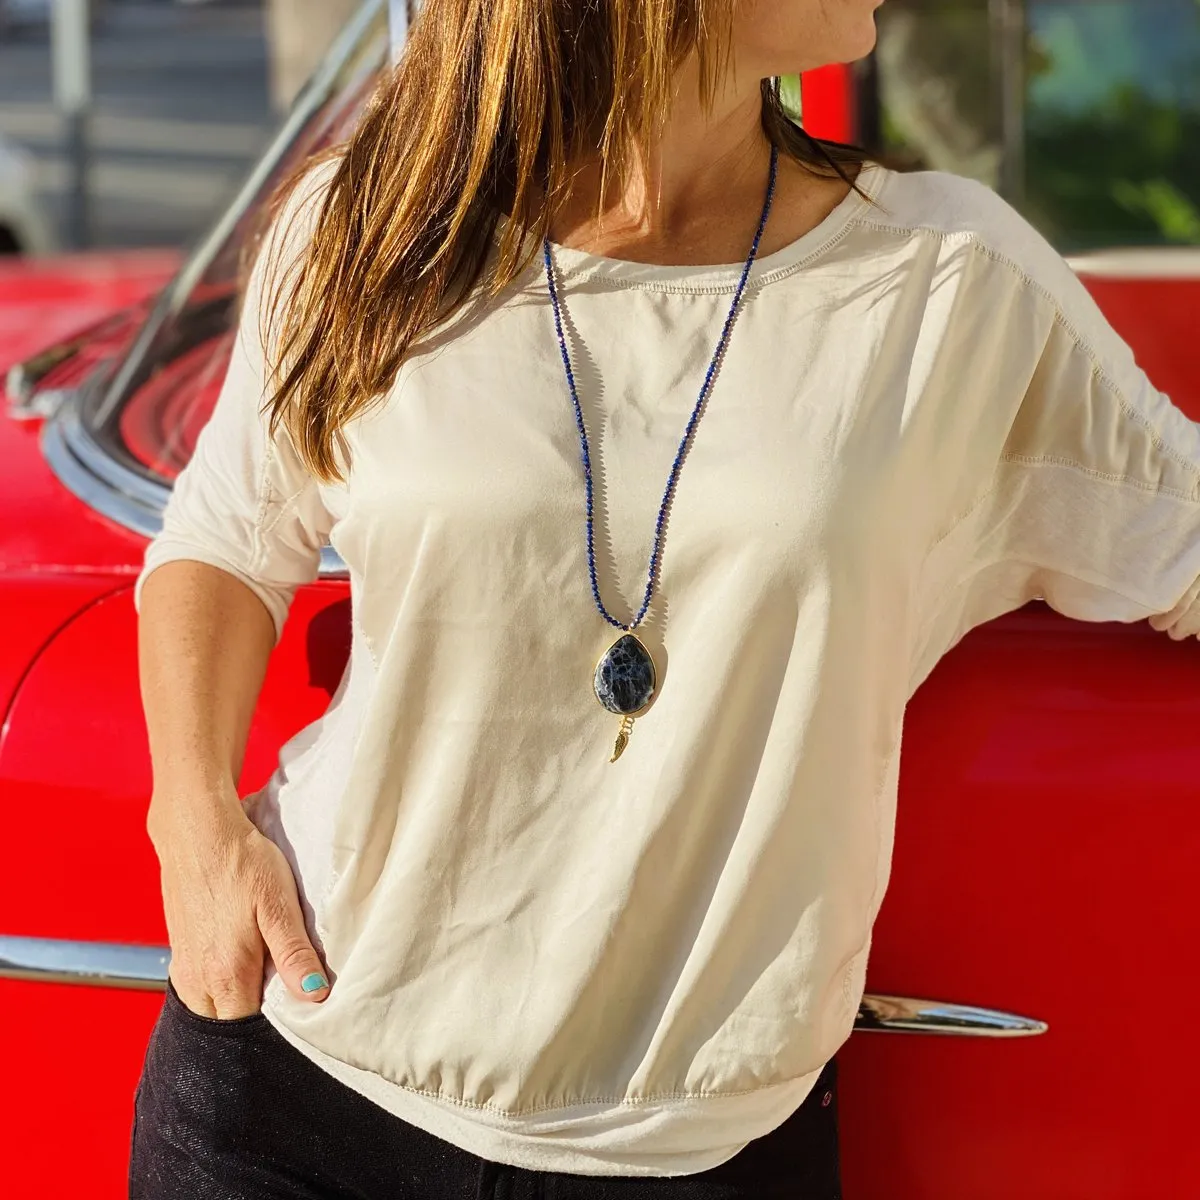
[261,0,871,484]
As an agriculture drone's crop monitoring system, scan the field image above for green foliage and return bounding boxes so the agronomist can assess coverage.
[1022,1,1200,249]
[1111,180,1200,243]
[778,75,802,123]
[1025,83,1200,250]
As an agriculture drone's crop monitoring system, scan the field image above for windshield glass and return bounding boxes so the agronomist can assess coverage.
[80,0,388,483]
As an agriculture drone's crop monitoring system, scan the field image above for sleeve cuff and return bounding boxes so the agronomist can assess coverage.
[133,544,293,645]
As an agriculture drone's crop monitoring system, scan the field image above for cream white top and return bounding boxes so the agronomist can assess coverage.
[134,159,1200,1176]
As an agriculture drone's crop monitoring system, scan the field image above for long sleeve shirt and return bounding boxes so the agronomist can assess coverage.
[134,159,1200,1175]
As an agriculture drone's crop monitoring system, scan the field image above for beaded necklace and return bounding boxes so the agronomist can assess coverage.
[542,143,779,762]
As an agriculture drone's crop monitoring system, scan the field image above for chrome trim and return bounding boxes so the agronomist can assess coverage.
[90,0,386,431]
[1067,246,1200,279]
[8,384,79,423]
[41,390,347,576]
[5,343,84,416]
[0,935,1048,1036]
[35,0,379,578]
[857,993,1047,1037]
[0,935,169,992]
[41,382,170,537]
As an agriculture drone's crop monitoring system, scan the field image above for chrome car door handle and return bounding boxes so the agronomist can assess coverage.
[0,934,168,991]
[0,934,1048,1036]
[856,993,1047,1036]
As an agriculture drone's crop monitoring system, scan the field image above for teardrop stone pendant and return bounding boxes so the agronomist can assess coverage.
[593,633,656,762]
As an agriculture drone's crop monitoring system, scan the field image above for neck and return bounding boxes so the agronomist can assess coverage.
[552,56,774,259]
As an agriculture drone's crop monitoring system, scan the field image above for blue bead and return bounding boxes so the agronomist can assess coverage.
[543,145,779,633]
[594,635,656,715]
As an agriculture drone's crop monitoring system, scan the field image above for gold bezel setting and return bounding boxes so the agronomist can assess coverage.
[592,631,657,718]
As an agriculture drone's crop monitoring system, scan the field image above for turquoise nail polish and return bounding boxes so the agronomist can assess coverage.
[301,972,329,993]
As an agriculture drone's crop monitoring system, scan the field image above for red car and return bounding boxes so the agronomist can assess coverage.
[1,4,1198,1197]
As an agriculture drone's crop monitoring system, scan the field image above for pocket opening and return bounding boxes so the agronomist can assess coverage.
[165,976,270,1035]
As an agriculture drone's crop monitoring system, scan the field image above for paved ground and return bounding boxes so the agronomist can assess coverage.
[0,1,276,250]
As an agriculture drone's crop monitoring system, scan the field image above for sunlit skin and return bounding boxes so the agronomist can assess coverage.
[551,0,888,266]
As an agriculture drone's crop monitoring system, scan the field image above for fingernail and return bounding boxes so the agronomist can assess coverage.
[301,972,329,993]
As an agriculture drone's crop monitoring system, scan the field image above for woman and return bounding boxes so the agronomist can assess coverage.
[128,0,1200,1196]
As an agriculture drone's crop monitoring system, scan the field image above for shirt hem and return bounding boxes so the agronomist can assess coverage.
[259,978,825,1177]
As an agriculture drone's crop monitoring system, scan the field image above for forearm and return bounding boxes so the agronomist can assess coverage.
[138,560,276,834]
[136,559,330,1012]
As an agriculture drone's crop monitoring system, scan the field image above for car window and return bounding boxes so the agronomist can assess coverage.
[871,0,1200,252]
[81,2,388,483]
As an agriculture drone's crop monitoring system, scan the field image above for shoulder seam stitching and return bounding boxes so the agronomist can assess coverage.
[854,217,1200,491]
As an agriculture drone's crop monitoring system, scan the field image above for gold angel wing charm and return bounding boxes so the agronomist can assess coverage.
[610,715,635,763]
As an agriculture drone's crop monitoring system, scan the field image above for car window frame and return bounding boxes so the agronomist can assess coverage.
[38,0,386,552]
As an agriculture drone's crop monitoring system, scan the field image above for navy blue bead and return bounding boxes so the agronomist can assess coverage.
[593,635,657,715]
[543,146,778,642]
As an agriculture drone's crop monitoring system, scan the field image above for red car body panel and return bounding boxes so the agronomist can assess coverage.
[800,64,857,144]
[0,406,145,573]
[0,575,122,724]
[0,585,349,943]
[0,585,350,1194]
[1079,277,1199,411]
[0,250,178,370]
[843,610,1200,1198]
[1,99,1198,1196]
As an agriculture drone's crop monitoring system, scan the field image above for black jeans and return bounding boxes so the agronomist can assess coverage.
[129,981,842,1199]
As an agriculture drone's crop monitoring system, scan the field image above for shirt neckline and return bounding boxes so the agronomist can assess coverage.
[539,161,887,293]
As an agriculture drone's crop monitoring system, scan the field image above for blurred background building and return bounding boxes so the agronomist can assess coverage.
[265,0,358,111]
[0,0,357,249]
[0,0,1197,255]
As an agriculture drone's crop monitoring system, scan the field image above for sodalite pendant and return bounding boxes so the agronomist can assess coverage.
[593,633,656,762]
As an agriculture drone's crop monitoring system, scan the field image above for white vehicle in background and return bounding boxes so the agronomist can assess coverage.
[0,133,55,255]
